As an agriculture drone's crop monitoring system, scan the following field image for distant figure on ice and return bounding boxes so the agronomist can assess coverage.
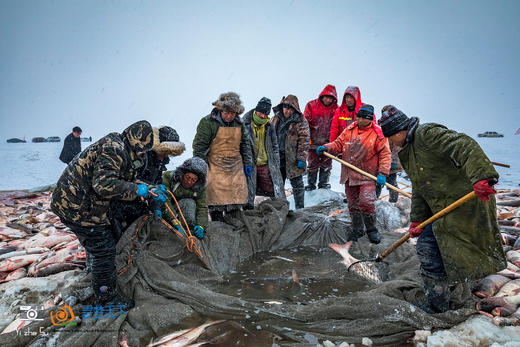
[329,86,362,142]
[304,85,338,191]
[161,157,208,240]
[108,126,185,236]
[51,121,168,309]
[242,97,285,210]
[193,92,253,222]
[378,105,506,314]
[272,95,310,209]
[59,126,82,164]
[317,104,391,244]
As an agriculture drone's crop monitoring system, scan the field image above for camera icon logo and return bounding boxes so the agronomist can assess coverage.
[20,306,44,321]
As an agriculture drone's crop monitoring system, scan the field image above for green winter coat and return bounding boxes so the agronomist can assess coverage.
[161,157,209,229]
[51,120,155,227]
[399,122,506,283]
[192,109,253,166]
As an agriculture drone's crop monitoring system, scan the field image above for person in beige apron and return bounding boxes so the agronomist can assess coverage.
[192,92,254,222]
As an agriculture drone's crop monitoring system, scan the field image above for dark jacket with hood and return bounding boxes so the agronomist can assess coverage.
[399,121,506,283]
[192,109,253,167]
[51,120,155,227]
[271,95,310,179]
[242,109,286,206]
[162,157,209,229]
[59,133,82,164]
[330,86,362,142]
[304,85,338,149]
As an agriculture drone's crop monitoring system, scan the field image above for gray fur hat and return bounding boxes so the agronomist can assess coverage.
[212,92,245,115]
[173,157,208,192]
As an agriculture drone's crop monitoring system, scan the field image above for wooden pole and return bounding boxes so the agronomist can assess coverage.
[324,151,412,199]
[491,161,510,168]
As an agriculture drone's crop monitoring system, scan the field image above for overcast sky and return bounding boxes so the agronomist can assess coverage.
[1,0,519,146]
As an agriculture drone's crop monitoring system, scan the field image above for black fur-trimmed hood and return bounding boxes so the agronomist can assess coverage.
[172,157,208,192]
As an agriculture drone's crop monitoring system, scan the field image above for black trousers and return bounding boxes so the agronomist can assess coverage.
[64,222,116,290]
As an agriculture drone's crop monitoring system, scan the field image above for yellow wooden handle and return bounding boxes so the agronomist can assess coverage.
[377,191,477,261]
[323,151,412,199]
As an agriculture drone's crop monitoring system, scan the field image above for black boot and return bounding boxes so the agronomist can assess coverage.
[347,214,365,242]
[317,168,331,189]
[416,276,450,314]
[93,275,134,309]
[362,214,381,244]
[293,188,305,209]
[305,171,318,191]
[210,210,224,222]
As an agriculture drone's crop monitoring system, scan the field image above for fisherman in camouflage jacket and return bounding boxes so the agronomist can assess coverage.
[51,120,168,309]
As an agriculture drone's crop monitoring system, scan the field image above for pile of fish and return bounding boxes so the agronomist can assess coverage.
[0,191,85,284]
[473,189,520,326]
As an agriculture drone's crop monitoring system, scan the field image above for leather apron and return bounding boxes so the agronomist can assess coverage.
[206,127,248,206]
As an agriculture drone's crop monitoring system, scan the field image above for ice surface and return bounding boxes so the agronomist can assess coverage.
[2,135,517,192]
[426,315,520,346]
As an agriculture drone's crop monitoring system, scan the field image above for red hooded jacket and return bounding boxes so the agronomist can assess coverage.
[329,86,362,142]
[304,85,338,149]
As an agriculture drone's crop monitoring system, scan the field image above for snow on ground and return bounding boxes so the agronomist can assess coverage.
[424,315,520,346]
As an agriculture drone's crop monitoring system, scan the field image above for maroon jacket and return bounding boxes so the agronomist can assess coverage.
[304,84,338,150]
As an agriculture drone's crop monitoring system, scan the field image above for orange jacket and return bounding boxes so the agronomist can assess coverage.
[324,121,391,185]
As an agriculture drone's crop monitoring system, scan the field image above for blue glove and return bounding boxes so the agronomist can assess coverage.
[153,209,162,221]
[244,165,252,178]
[158,184,168,194]
[297,161,306,169]
[174,224,184,236]
[150,188,168,205]
[136,184,149,197]
[376,174,386,186]
[316,146,327,155]
[193,225,204,240]
[390,163,398,170]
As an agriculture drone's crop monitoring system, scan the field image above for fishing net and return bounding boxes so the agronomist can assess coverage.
[1,198,475,346]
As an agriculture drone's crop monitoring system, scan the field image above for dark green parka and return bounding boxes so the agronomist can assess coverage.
[51,121,155,227]
[399,122,506,283]
[162,157,209,229]
[192,109,253,166]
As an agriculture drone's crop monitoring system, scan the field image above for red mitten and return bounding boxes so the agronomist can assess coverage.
[409,222,423,238]
[473,179,497,202]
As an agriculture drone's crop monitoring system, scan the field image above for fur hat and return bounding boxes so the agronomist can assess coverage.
[152,127,185,157]
[212,92,245,115]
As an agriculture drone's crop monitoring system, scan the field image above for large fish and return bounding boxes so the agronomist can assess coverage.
[148,321,224,347]
[495,279,520,297]
[477,294,520,315]
[34,262,83,277]
[507,250,520,267]
[493,307,520,327]
[473,274,511,298]
[329,241,382,284]
[3,267,27,282]
[0,253,41,272]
